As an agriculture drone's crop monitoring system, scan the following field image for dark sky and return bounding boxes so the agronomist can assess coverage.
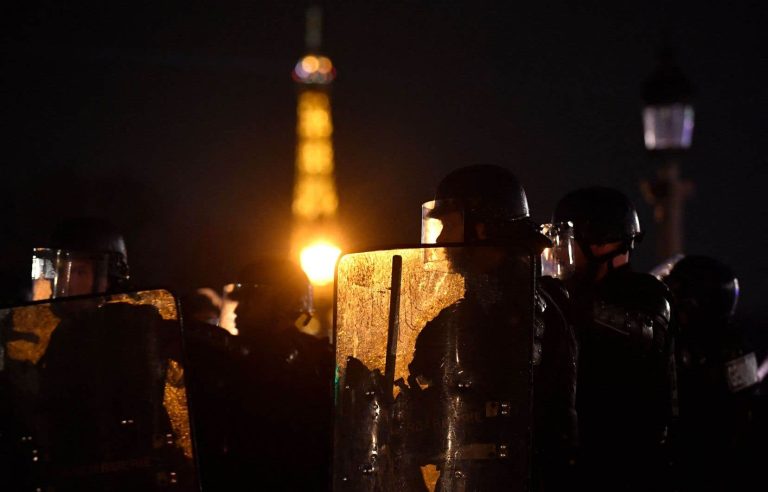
[1,1,767,322]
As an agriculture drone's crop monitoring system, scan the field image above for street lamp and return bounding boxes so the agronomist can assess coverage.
[642,49,695,151]
[640,48,695,260]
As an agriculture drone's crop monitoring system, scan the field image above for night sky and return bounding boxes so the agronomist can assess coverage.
[1,1,766,325]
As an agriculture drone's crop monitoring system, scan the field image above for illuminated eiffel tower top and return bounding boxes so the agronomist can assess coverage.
[292,7,336,87]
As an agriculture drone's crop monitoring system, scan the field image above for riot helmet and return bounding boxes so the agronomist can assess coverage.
[553,187,642,276]
[659,255,739,326]
[421,165,547,250]
[227,258,313,336]
[31,218,130,299]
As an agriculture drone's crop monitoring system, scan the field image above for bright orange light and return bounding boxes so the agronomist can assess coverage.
[300,241,341,286]
[301,55,320,74]
[318,56,333,74]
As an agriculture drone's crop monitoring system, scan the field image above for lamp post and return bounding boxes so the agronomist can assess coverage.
[640,48,695,260]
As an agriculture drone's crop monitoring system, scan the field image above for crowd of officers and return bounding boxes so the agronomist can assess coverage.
[1,164,765,491]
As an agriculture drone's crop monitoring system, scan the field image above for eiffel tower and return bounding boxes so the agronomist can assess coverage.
[291,6,341,335]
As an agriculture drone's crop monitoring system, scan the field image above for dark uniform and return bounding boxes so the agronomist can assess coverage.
[570,266,673,490]
[554,187,675,492]
[659,255,764,491]
[408,265,577,492]
[184,259,333,492]
[406,165,578,491]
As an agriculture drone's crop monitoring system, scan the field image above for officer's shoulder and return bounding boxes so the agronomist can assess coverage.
[186,320,234,345]
[297,330,331,349]
[605,268,670,298]
[414,300,466,344]
[428,300,466,324]
[602,269,672,320]
[292,330,333,354]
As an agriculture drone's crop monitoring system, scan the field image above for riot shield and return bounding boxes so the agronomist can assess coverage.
[333,245,535,492]
[0,289,198,491]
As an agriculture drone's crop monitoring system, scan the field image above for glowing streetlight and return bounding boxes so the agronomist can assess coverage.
[300,241,341,286]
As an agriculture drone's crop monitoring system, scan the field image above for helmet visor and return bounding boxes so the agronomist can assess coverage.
[31,248,57,301]
[539,222,576,280]
[31,248,110,299]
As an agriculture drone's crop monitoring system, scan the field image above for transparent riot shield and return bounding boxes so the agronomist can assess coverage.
[333,245,535,492]
[0,289,198,491]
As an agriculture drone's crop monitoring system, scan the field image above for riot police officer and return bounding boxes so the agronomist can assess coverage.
[406,165,578,491]
[6,218,195,490]
[186,258,333,491]
[657,255,763,490]
[553,187,674,491]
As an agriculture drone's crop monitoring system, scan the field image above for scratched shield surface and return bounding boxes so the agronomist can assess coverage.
[333,245,535,492]
[0,289,198,491]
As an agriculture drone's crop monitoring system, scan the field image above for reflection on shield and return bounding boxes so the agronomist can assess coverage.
[333,245,535,492]
[0,289,198,491]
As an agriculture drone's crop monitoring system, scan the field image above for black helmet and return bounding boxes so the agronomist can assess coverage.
[431,164,530,223]
[39,218,130,296]
[49,218,127,256]
[662,255,739,323]
[554,187,642,246]
[230,258,313,322]
[425,165,547,249]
